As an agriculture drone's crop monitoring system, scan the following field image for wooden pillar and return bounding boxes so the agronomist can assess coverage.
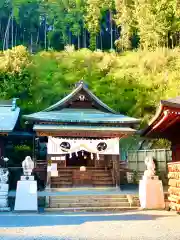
[115,155,120,186]
[0,138,4,166]
[171,143,180,162]
[112,154,120,186]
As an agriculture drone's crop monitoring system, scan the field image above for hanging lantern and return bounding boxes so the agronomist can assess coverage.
[91,152,93,160]
[69,153,72,158]
[76,151,78,157]
[82,151,84,156]
[97,153,100,160]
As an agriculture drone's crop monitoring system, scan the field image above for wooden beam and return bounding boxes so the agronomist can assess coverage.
[36,130,131,138]
[0,133,8,136]
[152,110,169,130]
[159,115,180,132]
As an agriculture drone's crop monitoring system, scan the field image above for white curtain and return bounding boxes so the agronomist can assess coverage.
[47,137,120,155]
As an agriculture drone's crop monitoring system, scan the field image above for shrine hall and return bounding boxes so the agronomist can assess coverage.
[140,96,180,162]
[24,81,140,188]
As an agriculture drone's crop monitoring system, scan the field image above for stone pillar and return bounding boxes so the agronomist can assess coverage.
[0,168,10,212]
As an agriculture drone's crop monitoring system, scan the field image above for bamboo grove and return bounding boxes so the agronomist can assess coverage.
[0,0,180,51]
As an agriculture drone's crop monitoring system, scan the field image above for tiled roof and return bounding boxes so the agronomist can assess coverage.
[24,108,140,124]
[161,96,180,108]
[33,124,136,133]
[0,99,20,132]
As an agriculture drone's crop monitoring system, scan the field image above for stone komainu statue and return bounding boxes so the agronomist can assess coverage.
[0,168,9,184]
[22,156,34,176]
[144,156,156,178]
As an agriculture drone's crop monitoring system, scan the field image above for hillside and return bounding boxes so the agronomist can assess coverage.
[1,45,180,129]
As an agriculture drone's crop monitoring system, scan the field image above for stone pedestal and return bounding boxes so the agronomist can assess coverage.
[14,176,38,212]
[139,177,165,209]
[0,183,10,211]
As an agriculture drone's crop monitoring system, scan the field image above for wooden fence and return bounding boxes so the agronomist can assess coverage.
[127,149,172,184]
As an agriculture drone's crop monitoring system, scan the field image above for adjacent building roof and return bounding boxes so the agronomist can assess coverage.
[140,96,180,140]
[0,99,20,133]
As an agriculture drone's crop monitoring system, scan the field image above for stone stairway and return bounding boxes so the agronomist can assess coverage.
[51,168,73,188]
[51,168,114,188]
[45,194,140,212]
[92,169,114,187]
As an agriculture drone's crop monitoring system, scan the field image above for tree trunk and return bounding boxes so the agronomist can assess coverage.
[78,34,80,49]
[96,35,97,50]
[3,14,12,51]
[0,20,2,40]
[83,28,86,48]
[44,16,47,50]
[100,31,102,50]
[30,33,33,53]
[68,30,71,45]
[36,29,39,46]
[110,10,113,50]
[15,27,17,46]
[22,30,24,45]
[11,9,14,48]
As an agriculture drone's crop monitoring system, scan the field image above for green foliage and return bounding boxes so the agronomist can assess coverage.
[1,45,180,126]
[132,170,139,184]
[1,0,180,51]
[6,143,32,166]
[151,139,171,149]
[120,136,142,151]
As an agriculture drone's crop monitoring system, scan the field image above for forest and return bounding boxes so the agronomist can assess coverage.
[0,0,180,51]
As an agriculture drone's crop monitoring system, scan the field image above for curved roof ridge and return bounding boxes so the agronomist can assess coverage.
[43,81,117,114]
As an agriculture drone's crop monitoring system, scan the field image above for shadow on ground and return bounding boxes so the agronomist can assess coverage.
[0,212,172,228]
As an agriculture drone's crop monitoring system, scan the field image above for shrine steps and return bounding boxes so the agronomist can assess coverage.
[51,169,73,188]
[51,168,114,188]
[45,194,140,212]
[92,170,113,187]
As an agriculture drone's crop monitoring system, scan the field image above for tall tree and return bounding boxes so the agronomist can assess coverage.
[134,0,176,49]
[84,0,102,50]
[114,0,135,50]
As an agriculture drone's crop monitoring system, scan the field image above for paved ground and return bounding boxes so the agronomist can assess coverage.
[0,210,179,240]
[8,186,140,197]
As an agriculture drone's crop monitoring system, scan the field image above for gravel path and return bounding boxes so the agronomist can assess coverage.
[0,210,179,240]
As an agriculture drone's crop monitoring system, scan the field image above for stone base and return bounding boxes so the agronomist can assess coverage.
[51,171,58,177]
[14,180,38,211]
[21,175,34,181]
[0,183,9,209]
[139,179,165,209]
[0,207,10,212]
[142,175,159,180]
[0,183,8,192]
[0,196,8,208]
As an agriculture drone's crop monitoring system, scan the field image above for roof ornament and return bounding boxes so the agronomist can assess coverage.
[79,94,85,101]
[11,98,17,111]
[75,80,88,88]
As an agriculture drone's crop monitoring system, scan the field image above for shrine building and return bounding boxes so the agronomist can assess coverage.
[24,81,140,188]
[140,96,180,162]
[0,99,20,160]
[0,99,33,172]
